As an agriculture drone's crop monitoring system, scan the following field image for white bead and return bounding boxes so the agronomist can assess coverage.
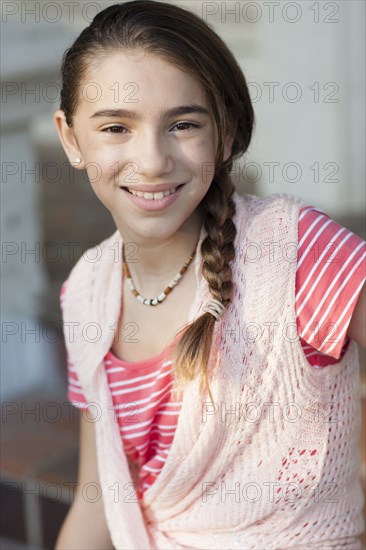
[137,295,144,303]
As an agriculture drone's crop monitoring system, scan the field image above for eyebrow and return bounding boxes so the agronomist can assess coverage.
[89,104,210,120]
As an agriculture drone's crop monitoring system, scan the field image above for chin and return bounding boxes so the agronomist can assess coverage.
[125,219,182,241]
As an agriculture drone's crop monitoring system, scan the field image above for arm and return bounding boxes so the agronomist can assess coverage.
[347,282,366,349]
[55,412,114,550]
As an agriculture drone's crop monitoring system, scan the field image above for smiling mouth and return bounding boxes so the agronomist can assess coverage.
[121,184,184,199]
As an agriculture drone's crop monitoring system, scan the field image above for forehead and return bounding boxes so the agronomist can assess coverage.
[78,49,208,113]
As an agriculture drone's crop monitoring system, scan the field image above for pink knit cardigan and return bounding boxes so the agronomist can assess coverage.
[61,192,364,549]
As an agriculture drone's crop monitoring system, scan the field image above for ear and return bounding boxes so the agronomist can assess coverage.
[53,109,84,169]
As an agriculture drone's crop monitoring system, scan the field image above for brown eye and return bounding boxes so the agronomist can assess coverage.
[103,126,127,133]
[172,122,200,131]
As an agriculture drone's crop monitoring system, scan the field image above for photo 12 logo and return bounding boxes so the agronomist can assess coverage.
[201,2,340,25]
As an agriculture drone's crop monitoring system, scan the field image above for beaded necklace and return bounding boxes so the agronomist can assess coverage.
[122,243,197,306]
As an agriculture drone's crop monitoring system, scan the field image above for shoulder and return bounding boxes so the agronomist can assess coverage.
[297,204,366,250]
[233,191,306,216]
[233,192,306,240]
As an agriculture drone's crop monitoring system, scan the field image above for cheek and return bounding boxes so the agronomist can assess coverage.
[84,153,117,188]
[80,135,115,166]
[185,138,216,181]
[181,131,215,154]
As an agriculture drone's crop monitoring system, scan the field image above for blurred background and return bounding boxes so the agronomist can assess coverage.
[1,0,365,548]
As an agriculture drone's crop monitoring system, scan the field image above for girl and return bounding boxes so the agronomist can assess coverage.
[53,1,366,548]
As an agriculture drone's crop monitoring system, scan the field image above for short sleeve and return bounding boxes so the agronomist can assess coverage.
[60,281,89,409]
[295,206,366,361]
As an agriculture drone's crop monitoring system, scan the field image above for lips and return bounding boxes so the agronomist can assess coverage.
[119,183,184,211]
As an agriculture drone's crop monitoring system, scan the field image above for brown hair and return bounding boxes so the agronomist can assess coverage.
[59,0,255,403]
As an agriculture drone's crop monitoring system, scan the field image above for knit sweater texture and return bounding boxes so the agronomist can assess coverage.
[61,192,364,549]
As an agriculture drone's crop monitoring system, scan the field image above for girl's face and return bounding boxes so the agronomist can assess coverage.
[55,50,234,243]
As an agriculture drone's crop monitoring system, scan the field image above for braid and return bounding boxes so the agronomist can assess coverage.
[170,168,237,405]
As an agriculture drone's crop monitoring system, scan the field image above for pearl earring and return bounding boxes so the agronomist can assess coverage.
[75,157,82,164]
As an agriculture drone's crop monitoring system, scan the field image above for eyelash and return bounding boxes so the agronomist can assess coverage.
[102,122,201,134]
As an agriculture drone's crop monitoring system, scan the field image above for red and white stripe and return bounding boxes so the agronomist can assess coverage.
[296,206,365,362]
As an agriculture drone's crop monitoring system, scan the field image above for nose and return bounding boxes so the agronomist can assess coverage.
[133,128,174,180]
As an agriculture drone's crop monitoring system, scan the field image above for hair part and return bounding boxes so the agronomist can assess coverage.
[59,0,255,403]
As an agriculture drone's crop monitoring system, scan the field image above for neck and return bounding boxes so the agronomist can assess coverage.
[116,211,203,296]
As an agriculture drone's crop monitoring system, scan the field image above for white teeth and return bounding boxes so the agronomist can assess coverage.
[127,187,177,199]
